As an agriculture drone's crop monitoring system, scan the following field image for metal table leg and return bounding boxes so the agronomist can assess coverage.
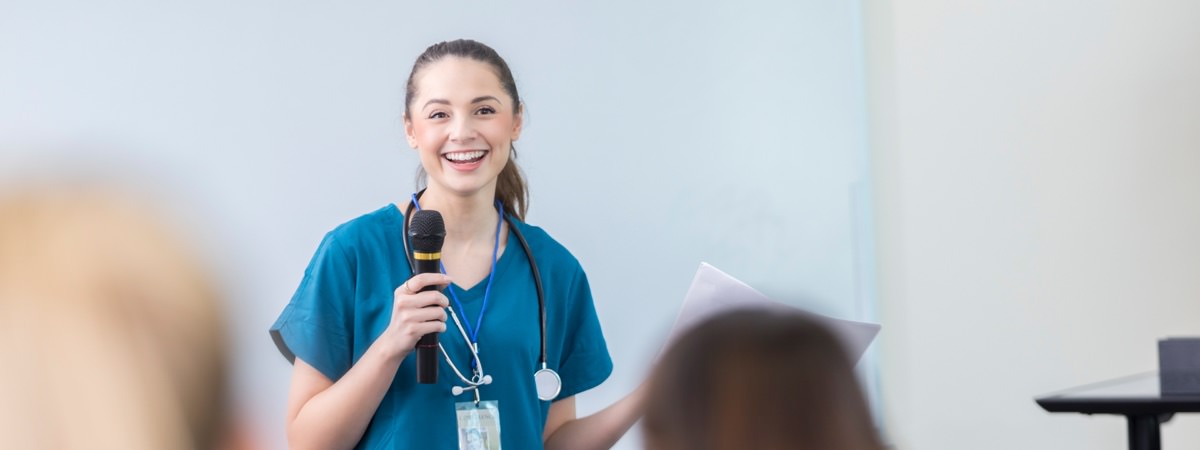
[1127,413,1173,450]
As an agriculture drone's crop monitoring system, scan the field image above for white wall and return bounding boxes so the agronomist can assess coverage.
[0,2,873,449]
[866,1,1200,449]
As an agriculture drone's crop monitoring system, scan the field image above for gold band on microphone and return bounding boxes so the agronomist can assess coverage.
[413,251,441,261]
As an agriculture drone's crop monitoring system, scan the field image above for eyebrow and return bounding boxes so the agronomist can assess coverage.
[422,96,503,110]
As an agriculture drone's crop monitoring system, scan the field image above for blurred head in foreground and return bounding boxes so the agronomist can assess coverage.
[644,308,884,450]
[0,186,235,449]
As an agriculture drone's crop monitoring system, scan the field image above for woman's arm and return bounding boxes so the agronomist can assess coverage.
[285,273,451,450]
[542,383,648,450]
[286,348,403,450]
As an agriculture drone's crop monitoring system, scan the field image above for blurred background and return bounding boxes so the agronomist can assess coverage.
[867,1,1200,448]
[1,1,1198,449]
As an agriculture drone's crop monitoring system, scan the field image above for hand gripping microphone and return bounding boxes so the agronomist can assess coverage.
[408,209,445,384]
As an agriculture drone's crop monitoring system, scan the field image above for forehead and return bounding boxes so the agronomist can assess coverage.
[412,56,508,104]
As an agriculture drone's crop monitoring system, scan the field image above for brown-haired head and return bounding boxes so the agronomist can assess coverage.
[644,308,884,450]
[404,39,529,220]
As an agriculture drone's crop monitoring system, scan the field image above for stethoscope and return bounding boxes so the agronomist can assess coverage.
[403,190,562,403]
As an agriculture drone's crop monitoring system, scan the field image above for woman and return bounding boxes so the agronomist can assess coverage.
[271,39,643,450]
[644,308,885,450]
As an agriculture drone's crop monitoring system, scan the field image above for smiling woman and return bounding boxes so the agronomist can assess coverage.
[405,41,528,222]
[270,39,646,450]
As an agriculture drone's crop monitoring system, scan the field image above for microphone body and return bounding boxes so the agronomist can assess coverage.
[409,210,446,384]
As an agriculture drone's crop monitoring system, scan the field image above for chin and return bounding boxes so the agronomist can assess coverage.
[431,178,495,198]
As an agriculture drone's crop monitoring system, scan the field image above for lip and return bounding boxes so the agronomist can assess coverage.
[441,149,490,172]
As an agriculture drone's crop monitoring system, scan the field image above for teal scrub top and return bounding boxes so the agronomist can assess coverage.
[270,204,613,449]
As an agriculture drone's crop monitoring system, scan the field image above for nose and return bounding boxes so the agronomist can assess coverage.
[449,115,478,144]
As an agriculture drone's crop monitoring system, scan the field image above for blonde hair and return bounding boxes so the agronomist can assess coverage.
[0,187,229,450]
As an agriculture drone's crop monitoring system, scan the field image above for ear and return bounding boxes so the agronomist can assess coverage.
[403,113,418,149]
[511,103,524,142]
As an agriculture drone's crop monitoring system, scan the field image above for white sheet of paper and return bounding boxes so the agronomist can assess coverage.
[662,262,881,363]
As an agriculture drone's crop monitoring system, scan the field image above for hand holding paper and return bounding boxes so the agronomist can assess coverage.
[661,262,881,363]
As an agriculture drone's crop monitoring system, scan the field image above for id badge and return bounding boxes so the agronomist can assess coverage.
[456,400,501,450]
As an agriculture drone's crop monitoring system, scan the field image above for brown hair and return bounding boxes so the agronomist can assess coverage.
[404,39,529,220]
[0,187,230,450]
[644,308,884,450]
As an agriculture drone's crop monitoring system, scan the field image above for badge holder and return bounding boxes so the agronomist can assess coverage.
[456,400,501,450]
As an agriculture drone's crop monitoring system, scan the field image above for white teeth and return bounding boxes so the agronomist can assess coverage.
[445,150,485,162]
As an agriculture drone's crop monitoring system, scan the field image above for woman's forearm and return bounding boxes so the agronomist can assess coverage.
[287,341,408,450]
[544,384,647,450]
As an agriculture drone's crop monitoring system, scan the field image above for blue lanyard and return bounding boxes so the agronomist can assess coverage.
[409,193,502,346]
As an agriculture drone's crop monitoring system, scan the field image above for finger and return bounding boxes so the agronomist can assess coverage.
[431,292,449,308]
[395,291,450,310]
[405,306,448,324]
[395,278,420,296]
[398,273,453,295]
[411,321,447,336]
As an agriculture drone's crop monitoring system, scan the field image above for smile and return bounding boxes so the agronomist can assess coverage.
[443,150,488,164]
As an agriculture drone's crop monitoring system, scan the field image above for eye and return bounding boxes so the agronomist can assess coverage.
[428,111,448,119]
[475,106,496,115]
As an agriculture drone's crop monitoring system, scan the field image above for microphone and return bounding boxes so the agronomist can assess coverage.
[409,209,446,384]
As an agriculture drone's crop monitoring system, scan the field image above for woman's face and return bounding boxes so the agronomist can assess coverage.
[405,56,522,199]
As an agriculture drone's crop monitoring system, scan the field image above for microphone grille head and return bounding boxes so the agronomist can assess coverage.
[409,210,446,253]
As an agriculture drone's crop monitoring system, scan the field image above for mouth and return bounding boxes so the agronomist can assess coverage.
[442,150,489,165]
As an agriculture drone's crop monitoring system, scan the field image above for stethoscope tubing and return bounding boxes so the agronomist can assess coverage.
[401,195,549,376]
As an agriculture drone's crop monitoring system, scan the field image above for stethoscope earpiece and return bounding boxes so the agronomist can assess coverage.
[451,375,494,396]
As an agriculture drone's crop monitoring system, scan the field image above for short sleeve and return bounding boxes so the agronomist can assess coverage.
[269,232,356,382]
[555,267,613,400]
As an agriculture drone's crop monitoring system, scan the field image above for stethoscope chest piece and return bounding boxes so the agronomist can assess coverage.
[534,367,562,401]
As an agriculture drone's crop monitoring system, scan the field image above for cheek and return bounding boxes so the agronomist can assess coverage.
[483,120,516,143]
[413,124,445,147]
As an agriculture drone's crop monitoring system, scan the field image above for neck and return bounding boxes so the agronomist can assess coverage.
[413,186,499,244]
